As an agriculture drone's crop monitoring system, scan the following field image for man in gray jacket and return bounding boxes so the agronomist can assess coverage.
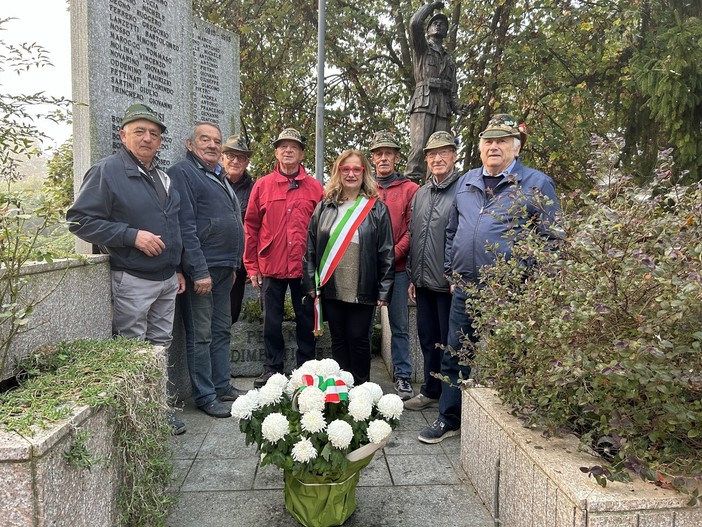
[418,114,562,444]
[405,131,462,411]
[67,103,186,434]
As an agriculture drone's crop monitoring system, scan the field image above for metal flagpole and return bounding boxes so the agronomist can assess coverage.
[314,0,326,183]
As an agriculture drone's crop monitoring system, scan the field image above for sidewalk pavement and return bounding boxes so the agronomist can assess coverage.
[167,355,494,527]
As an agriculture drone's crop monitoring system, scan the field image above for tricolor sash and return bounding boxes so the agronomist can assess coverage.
[313,195,376,335]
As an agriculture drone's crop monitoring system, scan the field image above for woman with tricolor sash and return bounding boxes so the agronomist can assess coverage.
[303,150,395,385]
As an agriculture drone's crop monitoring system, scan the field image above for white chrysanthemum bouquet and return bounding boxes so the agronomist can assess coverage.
[232,358,404,481]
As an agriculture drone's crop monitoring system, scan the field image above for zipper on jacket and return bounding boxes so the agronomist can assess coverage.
[417,188,440,288]
[471,188,489,278]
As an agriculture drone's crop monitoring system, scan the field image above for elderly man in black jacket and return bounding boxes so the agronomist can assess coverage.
[221,134,255,325]
[405,131,462,413]
[67,103,186,434]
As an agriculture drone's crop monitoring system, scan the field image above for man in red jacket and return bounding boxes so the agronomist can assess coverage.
[244,128,324,388]
[370,130,419,400]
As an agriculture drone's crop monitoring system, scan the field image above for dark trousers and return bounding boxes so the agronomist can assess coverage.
[415,287,453,399]
[323,298,375,385]
[180,267,233,407]
[262,277,316,373]
[230,266,248,324]
[438,289,475,430]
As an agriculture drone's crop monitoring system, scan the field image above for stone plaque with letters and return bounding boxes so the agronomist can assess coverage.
[71,0,240,182]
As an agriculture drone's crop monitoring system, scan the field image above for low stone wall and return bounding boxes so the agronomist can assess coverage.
[1,256,112,382]
[460,388,702,527]
[0,406,119,527]
[0,344,166,527]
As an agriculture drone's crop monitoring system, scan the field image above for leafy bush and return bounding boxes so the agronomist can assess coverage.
[44,137,74,211]
[0,190,68,374]
[0,18,71,375]
[458,147,702,494]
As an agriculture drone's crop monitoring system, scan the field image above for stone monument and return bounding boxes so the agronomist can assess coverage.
[70,0,240,194]
[70,0,241,399]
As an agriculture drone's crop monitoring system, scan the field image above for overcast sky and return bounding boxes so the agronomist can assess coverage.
[3,0,72,148]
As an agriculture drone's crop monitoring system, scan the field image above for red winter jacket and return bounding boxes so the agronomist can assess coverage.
[377,174,419,272]
[244,164,323,279]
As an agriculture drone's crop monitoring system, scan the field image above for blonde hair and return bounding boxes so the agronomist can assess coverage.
[324,150,378,201]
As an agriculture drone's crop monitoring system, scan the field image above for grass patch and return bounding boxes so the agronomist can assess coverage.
[0,338,175,526]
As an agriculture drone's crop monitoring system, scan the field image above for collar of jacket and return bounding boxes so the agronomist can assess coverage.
[465,159,524,191]
[118,146,146,177]
[187,151,223,177]
[230,170,252,189]
[120,145,160,175]
[375,171,407,188]
[429,168,461,189]
[273,163,309,182]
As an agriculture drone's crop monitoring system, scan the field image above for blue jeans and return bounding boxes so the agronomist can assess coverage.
[262,277,316,373]
[437,289,475,430]
[181,267,233,407]
[388,270,412,379]
[415,287,452,399]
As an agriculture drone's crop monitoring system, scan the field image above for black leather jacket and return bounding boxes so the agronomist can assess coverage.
[304,198,395,305]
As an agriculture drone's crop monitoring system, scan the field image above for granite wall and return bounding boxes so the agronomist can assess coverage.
[0,256,112,382]
[0,345,166,527]
[460,388,702,527]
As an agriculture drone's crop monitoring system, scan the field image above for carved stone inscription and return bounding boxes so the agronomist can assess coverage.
[105,0,184,168]
[192,18,240,128]
[72,0,240,181]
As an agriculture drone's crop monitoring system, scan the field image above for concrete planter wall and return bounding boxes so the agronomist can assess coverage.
[0,255,112,382]
[0,406,119,527]
[461,388,702,527]
[0,345,166,527]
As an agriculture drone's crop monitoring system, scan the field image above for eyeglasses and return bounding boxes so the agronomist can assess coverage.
[223,152,248,162]
[426,148,454,160]
[339,165,364,176]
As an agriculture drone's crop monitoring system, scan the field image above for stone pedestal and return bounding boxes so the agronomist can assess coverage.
[167,287,333,401]
[460,388,702,527]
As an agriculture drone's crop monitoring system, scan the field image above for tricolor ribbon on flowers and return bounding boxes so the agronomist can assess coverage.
[300,374,349,403]
[313,195,376,336]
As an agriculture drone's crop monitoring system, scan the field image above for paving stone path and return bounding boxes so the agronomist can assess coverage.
[168,355,494,527]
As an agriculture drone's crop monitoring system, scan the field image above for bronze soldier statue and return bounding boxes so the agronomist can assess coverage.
[405,2,462,181]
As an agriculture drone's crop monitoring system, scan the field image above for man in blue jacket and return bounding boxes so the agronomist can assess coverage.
[419,114,562,443]
[67,103,187,434]
[169,122,245,418]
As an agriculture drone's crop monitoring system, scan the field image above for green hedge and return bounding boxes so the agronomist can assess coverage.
[458,168,702,496]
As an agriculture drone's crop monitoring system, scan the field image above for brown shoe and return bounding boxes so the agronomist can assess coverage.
[404,393,439,411]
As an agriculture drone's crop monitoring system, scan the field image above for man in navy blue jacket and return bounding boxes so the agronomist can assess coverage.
[169,122,245,418]
[67,103,187,434]
[419,114,562,444]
